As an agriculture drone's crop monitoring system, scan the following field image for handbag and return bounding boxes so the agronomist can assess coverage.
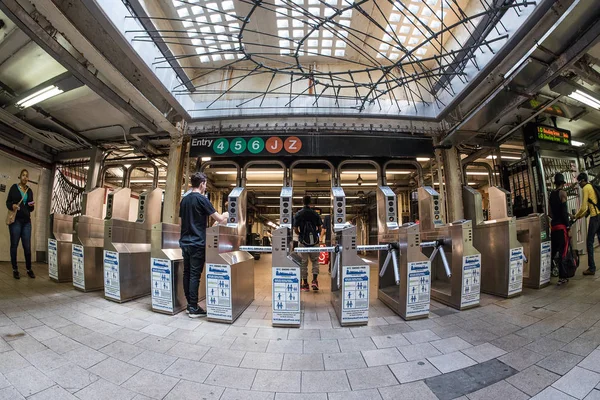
[6,196,24,226]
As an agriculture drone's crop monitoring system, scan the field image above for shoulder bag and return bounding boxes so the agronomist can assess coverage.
[6,196,24,226]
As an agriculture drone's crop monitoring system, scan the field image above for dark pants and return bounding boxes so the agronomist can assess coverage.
[586,216,600,272]
[182,246,205,306]
[551,226,569,279]
[9,219,32,271]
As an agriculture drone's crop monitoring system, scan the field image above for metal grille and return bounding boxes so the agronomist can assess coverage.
[506,159,535,218]
[50,161,88,216]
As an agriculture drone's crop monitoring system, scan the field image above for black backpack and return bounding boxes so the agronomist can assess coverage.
[586,183,600,214]
[299,217,319,247]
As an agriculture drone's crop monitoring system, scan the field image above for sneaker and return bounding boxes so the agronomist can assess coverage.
[311,280,319,291]
[301,283,310,292]
[583,269,596,276]
[188,306,207,318]
[13,270,19,280]
[26,269,35,279]
[557,278,569,286]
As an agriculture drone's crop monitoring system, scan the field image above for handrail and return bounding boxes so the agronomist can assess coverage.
[242,160,287,186]
[124,162,159,189]
[289,159,336,187]
[201,161,242,186]
[337,160,382,186]
[383,160,424,187]
[462,162,495,186]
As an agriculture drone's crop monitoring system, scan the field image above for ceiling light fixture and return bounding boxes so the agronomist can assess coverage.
[14,72,83,109]
[568,90,600,110]
[571,140,585,147]
[486,155,522,160]
[416,157,431,162]
[17,86,64,108]
[201,157,212,161]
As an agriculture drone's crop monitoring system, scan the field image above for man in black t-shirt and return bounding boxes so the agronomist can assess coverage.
[294,196,323,291]
[179,172,227,318]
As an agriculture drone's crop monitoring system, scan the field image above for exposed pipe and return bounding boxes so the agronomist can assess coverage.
[200,161,241,187]
[243,160,287,187]
[337,160,382,186]
[382,160,424,187]
[290,159,335,187]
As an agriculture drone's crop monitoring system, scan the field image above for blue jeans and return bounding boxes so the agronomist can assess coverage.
[182,246,205,306]
[9,219,32,271]
[586,215,600,272]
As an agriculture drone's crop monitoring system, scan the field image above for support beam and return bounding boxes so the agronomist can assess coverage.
[86,147,104,191]
[162,123,187,224]
[442,146,464,222]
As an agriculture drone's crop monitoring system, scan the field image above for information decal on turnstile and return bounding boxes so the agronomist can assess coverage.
[540,241,551,285]
[508,247,524,295]
[406,261,431,317]
[206,264,232,321]
[72,244,85,289]
[461,255,481,307]
[48,239,58,279]
[151,258,173,313]
[341,265,369,323]
[103,250,121,301]
[272,267,300,324]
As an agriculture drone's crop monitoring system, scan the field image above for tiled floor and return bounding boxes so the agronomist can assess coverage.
[0,253,600,400]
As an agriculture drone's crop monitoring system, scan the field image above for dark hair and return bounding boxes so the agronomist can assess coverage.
[191,172,207,188]
[554,173,566,186]
[577,172,588,183]
[303,195,311,206]
[19,169,28,178]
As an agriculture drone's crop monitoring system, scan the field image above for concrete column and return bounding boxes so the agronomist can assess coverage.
[162,126,187,224]
[86,146,104,191]
[442,146,465,223]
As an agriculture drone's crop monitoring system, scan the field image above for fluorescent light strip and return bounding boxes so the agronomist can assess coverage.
[201,157,212,161]
[17,86,56,105]
[435,182,477,185]
[416,158,431,162]
[466,172,500,176]
[569,91,600,110]
[214,170,284,175]
[486,155,522,160]
[19,87,64,108]
[571,140,585,147]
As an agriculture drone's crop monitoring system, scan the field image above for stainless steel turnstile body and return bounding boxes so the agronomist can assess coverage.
[150,223,206,315]
[419,187,481,310]
[72,187,110,292]
[271,227,302,327]
[104,187,162,303]
[517,214,551,288]
[48,214,73,283]
[205,225,254,323]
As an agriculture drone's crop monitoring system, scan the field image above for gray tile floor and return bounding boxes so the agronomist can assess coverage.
[0,252,599,400]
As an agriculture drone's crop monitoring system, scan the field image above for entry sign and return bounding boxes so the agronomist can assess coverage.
[406,261,431,317]
[206,264,232,321]
[103,250,121,300]
[72,244,85,289]
[151,258,173,313]
[48,239,58,279]
[342,265,369,324]
[540,241,551,285]
[272,267,301,325]
[461,254,481,308]
[508,247,524,295]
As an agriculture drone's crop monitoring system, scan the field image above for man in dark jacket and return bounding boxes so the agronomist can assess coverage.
[294,196,322,291]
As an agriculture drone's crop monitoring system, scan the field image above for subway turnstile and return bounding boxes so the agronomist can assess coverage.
[271,227,302,327]
[72,188,114,292]
[517,214,551,288]
[418,186,481,310]
[463,186,523,298]
[104,187,162,302]
[48,214,74,283]
[150,223,206,315]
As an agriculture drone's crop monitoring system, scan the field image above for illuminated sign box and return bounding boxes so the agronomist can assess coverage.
[524,124,571,146]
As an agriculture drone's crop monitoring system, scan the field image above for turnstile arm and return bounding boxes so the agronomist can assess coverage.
[438,246,452,278]
[421,240,451,278]
[379,244,400,285]
[239,246,273,252]
[522,254,528,263]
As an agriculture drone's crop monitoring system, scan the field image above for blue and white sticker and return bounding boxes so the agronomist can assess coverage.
[508,247,524,295]
[342,265,369,324]
[48,239,58,279]
[103,250,120,301]
[406,261,431,317]
[151,258,173,313]
[72,244,85,289]
[272,267,300,325]
[206,264,232,321]
[540,241,551,285]
[461,254,481,307]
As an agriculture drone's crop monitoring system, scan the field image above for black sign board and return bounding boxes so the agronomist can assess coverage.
[584,150,600,169]
[189,134,433,158]
[524,124,571,146]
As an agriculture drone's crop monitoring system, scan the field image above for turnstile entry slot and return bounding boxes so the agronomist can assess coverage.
[517,213,551,289]
[73,187,114,292]
[418,186,481,310]
[48,213,74,283]
[463,186,523,298]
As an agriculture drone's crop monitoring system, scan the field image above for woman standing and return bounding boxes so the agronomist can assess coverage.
[6,169,35,279]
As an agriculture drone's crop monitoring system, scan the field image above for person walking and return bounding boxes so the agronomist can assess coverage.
[574,172,599,276]
[549,173,571,285]
[6,169,35,279]
[179,172,227,317]
[294,195,323,291]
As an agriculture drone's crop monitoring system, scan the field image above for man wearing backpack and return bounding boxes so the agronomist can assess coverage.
[294,195,323,291]
[574,172,600,275]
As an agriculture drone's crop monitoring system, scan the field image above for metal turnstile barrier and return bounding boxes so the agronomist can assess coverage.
[463,186,524,298]
[517,214,551,288]
[418,186,482,310]
[48,214,74,283]
[150,223,206,315]
[270,227,302,327]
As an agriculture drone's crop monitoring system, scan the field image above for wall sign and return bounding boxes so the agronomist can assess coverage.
[524,124,571,146]
[190,135,433,158]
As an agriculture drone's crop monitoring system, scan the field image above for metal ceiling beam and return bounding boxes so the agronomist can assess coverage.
[0,0,161,135]
[0,24,31,67]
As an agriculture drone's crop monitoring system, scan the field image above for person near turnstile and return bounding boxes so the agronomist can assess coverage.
[322,214,331,273]
[549,173,571,285]
[574,172,599,276]
[179,172,227,317]
[212,201,229,227]
[294,195,323,291]
[6,169,35,280]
